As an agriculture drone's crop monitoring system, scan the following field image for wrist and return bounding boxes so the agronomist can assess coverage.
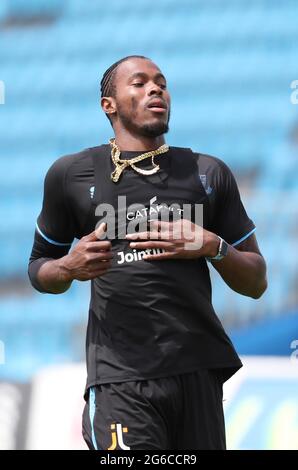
[205,233,221,258]
[206,235,229,262]
[58,255,74,284]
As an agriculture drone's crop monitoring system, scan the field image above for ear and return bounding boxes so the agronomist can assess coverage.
[101,97,117,119]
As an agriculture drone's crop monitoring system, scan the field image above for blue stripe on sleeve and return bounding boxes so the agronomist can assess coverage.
[35,223,72,246]
[232,227,256,247]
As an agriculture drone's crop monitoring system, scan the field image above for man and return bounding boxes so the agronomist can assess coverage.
[28,55,267,450]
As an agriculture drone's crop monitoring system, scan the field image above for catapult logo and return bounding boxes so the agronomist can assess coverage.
[126,196,184,221]
[107,423,130,450]
[95,195,203,241]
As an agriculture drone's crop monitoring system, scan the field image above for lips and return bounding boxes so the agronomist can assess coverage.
[147,99,167,111]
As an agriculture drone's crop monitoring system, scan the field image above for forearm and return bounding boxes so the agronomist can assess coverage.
[29,226,112,294]
[29,256,72,294]
[211,244,267,299]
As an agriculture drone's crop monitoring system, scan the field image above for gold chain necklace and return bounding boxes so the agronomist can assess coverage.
[109,138,169,183]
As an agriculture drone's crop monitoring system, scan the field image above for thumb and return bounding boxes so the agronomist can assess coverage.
[85,223,107,241]
[94,222,107,240]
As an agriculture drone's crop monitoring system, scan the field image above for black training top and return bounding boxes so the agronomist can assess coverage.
[29,145,256,394]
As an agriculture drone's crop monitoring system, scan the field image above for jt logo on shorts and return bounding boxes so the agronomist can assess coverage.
[107,423,130,450]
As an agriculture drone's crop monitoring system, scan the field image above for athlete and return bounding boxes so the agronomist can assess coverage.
[28,55,267,450]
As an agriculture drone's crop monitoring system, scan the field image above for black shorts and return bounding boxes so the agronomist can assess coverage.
[82,369,226,450]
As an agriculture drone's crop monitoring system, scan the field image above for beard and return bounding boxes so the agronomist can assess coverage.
[116,102,170,138]
[138,120,169,137]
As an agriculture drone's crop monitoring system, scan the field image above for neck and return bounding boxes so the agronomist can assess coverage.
[113,129,166,151]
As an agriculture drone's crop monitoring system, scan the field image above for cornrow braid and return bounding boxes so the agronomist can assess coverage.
[100,55,149,98]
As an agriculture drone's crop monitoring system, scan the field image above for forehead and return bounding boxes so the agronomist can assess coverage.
[115,58,165,83]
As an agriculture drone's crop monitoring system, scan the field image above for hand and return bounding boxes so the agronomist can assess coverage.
[125,219,220,261]
[61,223,113,281]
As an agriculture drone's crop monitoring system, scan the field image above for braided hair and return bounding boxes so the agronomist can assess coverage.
[100,55,149,125]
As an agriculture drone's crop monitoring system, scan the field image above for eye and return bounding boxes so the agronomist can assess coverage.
[159,84,167,89]
[132,82,144,87]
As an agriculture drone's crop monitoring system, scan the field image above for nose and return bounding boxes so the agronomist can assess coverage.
[147,82,163,96]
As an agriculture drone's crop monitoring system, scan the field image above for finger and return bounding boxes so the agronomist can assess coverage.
[148,221,170,239]
[126,231,160,240]
[151,220,186,240]
[143,251,179,261]
[126,222,174,239]
[150,220,172,231]
[86,240,112,251]
[95,222,107,240]
[83,223,107,242]
[87,252,114,263]
[152,220,179,237]
[90,260,112,272]
[126,230,183,241]
[129,241,177,250]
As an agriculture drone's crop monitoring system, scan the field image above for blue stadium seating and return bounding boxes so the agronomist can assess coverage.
[0,0,63,20]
